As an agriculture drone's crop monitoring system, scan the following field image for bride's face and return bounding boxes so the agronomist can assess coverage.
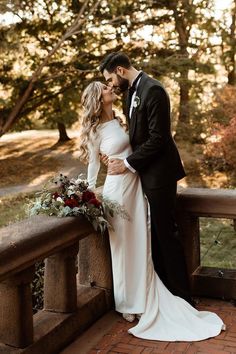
[101,84,116,105]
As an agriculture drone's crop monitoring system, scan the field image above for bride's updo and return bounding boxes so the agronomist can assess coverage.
[79,81,126,164]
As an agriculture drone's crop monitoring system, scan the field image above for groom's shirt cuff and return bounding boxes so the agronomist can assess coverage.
[124,159,136,173]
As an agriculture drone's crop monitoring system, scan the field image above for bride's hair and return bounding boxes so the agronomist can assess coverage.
[79,81,127,164]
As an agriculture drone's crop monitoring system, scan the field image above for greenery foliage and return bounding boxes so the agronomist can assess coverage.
[0,0,235,142]
[205,85,236,172]
[32,261,44,313]
[200,218,236,269]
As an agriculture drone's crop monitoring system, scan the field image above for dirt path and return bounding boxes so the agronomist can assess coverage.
[0,129,87,198]
[0,155,87,197]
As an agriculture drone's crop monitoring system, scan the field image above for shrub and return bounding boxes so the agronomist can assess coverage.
[31,261,45,313]
[205,84,236,171]
[211,85,236,125]
[205,117,236,170]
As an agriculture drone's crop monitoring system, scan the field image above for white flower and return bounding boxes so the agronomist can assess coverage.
[75,178,83,183]
[67,187,75,196]
[133,96,141,108]
[56,197,64,203]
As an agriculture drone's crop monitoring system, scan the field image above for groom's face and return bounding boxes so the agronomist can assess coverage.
[103,68,129,95]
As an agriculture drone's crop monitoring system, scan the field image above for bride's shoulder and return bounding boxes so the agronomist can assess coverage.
[88,128,101,144]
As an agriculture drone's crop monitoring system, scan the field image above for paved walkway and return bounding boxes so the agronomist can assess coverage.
[61,298,236,354]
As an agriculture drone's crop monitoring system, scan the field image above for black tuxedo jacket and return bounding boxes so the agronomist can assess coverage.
[126,72,186,189]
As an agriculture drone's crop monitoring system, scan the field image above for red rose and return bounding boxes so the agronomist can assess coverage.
[64,198,79,208]
[82,190,95,202]
[89,198,101,208]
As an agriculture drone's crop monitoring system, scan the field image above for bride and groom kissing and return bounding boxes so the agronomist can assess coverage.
[79,52,225,341]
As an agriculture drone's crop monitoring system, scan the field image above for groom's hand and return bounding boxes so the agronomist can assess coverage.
[108,159,127,175]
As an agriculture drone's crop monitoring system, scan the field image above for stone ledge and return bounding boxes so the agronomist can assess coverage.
[0,285,110,354]
[0,215,93,281]
[177,187,236,218]
[193,266,236,299]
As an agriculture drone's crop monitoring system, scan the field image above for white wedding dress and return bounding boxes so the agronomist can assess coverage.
[87,118,225,341]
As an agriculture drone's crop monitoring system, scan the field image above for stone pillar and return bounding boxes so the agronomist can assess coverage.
[44,243,79,313]
[0,266,34,348]
[78,231,113,308]
[176,210,200,287]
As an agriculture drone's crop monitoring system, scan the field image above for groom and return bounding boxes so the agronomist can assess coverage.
[100,52,193,305]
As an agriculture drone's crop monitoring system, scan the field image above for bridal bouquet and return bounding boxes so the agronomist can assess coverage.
[29,173,128,234]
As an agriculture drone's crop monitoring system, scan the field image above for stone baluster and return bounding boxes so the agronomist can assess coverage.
[0,266,34,348]
[44,243,79,313]
[78,231,113,308]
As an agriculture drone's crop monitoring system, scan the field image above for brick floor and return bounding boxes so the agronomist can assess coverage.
[61,298,236,354]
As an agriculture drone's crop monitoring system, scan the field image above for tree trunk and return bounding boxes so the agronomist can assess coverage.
[57,122,70,142]
[171,0,191,139]
[175,66,191,140]
[179,67,190,124]
[228,0,236,85]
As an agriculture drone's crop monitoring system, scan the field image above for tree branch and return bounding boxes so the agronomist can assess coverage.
[0,0,102,137]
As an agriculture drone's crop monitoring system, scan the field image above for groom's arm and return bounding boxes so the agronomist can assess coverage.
[126,85,171,171]
[107,85,170,175]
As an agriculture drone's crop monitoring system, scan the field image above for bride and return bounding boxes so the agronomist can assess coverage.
[79,81,225,341]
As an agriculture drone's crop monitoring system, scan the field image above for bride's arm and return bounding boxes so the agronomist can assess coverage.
[87,137,101,190]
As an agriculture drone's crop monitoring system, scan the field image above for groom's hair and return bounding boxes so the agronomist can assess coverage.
[99,52,131,73]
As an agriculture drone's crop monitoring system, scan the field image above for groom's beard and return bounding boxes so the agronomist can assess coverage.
[113,74,129,94]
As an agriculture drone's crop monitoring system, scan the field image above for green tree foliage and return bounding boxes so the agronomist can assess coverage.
[205,85,236,175]
[0,0,235,143]
[0,0,102,140]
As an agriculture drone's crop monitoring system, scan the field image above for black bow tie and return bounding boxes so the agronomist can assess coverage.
[129,72,143,95]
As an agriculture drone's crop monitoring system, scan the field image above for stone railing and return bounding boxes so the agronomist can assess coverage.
[0,187,236,353]
[0,215,113,354]
[177,187,236,300]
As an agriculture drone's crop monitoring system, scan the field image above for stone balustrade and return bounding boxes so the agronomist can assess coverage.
[177,187,236,300]
[0,215,113,353]
[0,188,235,353]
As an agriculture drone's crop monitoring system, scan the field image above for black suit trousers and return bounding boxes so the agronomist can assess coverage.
[144,182,191,302]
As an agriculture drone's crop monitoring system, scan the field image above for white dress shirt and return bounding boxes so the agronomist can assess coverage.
[129,75,142,119]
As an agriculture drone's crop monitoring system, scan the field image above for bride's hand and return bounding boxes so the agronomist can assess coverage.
[99,153,109,166]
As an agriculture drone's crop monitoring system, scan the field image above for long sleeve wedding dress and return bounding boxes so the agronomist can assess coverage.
[87,118,225,341]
